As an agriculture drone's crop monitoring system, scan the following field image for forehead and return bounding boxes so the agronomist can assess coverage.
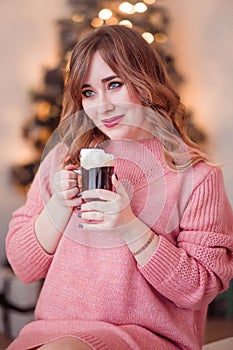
[84,51,116,83]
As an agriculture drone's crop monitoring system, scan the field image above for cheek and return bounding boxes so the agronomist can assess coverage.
[81,99,88,112]
[85,111,97,123]
[82,99,92,114]
[82,102,97,122]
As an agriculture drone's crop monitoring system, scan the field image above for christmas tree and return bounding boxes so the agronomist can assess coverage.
[10,0,206,194]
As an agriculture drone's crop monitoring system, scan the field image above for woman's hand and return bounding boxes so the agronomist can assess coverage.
[77,174,159,264]
[53,164,81,208]
[77,174,137,237]
[35,164,82,254]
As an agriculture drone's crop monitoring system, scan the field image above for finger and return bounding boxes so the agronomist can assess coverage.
[79,211,104,221]
[77,176,82,190]
[112,174,127,197]
[82,188,118,202]
[73,169,82,175]
[60,179,79,191]
[67,197,83,207]
[81,199,121,215]
[78,222,120,234]
[62,187,80,200]
[59,170,78,180]
[81,200,110,212]
[78,222,104,231]
[64,164,78,171]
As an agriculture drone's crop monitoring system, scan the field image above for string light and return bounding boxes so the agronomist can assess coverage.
[72,14,85,22]
[119,2,135,14]
[119,20,133,28]
[106,16,119,25]
[134,2,147,13]
[142,32,154,43]
[91,17,104,27]
[98,9,113,20]
[154,32,168,43]
[143,0,156,4]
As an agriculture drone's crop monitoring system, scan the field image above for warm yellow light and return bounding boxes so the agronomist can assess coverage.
[98,9,113,20]
[91,17,104,28]
[154,32,168,43]
[134,2,147,13]
[36,102,50,120]
[142,32,154,43]
[106,16,119,25]
[119,2,135,14]
[119,20,133,28]
[143,0,156,5]
[72,14,85,22]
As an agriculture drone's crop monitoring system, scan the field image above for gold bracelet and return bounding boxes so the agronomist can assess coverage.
[133,232,154,256]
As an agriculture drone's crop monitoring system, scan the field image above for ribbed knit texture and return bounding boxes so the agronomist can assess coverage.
[6,139,233,350]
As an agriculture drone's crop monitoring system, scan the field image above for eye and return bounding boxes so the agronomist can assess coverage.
[109,81,122,90]
[81,89,95,98]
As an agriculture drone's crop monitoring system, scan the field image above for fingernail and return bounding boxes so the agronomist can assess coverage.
[78,223,83,228]
[77,213,82,218]
[77,205,81,210]
[73,169,82,175]
[77,192,82,198]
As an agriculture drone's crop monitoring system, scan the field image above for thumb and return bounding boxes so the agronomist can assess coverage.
[112,173,127,197]
[64,163,78,171]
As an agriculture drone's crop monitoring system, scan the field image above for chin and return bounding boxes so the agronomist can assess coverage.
[106,132,133,141]
[102,126,135,141]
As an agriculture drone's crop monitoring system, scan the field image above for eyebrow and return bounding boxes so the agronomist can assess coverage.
[82,75,118,89]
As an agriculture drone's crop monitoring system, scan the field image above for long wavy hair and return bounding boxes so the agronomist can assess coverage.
[60,24,208,169]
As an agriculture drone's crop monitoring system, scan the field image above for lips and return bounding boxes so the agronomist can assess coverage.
[102,115,124,128]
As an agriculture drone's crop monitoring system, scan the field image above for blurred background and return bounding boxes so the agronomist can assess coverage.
[0,0,233,346]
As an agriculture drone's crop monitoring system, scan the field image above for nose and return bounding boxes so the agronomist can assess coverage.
[96,93,114,114]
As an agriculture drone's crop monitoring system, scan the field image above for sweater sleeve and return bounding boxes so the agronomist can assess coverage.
[139,167,233,310]
[5,145,62,284]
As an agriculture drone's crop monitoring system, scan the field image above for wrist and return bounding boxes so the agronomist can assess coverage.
[121,217,150,244]
[122,218,159,265]
[132,231,155,256]
[52,194,74,212]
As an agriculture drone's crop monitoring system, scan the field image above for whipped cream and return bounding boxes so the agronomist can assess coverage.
[80,148,114,170]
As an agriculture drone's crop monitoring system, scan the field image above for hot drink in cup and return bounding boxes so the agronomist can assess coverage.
[80,148,114,191]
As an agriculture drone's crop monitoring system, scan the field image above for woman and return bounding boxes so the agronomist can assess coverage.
[6,25,233,350]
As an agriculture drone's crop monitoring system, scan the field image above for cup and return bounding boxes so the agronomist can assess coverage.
[80,148,114,191]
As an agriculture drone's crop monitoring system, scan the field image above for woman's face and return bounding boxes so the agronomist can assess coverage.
[81,51,153,141]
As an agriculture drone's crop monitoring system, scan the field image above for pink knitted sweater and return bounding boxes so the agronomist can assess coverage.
[6,139,233,350]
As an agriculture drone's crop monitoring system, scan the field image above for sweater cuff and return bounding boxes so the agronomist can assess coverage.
[139,236,180,285]
[25,220,54,260]
[7,220,54,282]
